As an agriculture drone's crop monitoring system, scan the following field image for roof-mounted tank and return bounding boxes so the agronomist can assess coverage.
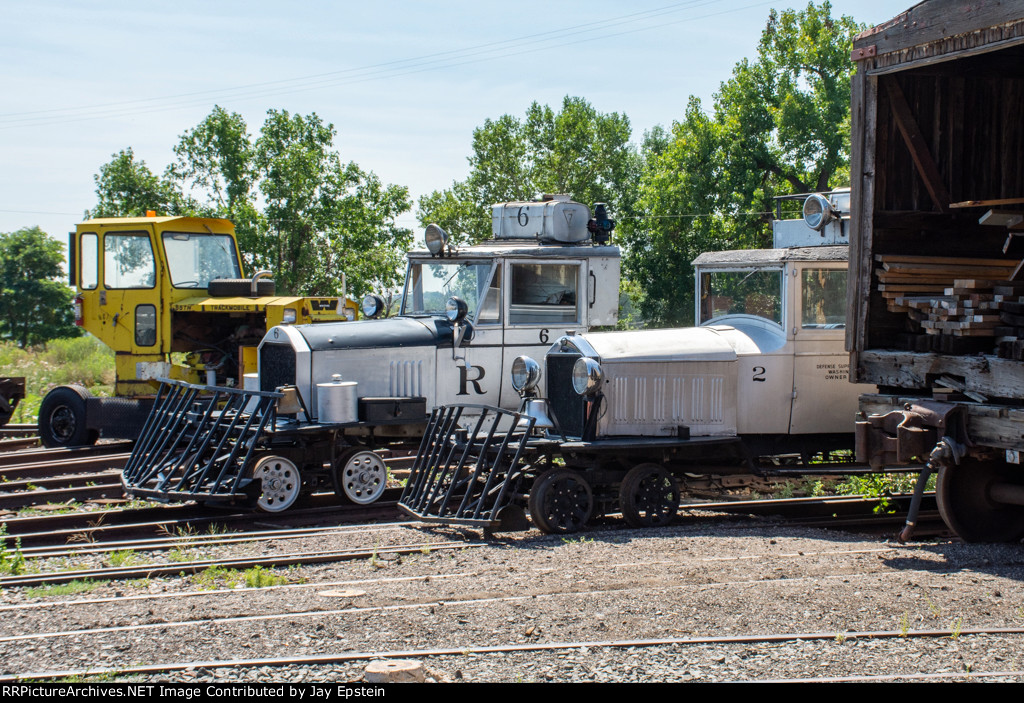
[491,194,595,244]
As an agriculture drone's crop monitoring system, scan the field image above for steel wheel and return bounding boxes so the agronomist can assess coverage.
[335,450,388,505]
[937,458,1024,542]
[527,468,593,534]
[619,463,680,528]
[253,455,302,513]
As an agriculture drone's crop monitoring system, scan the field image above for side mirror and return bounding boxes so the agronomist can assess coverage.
[446,297,471,354]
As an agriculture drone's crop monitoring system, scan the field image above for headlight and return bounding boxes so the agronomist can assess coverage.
[282,308,297,324]
[511,356,541,394]
[802,193,835,232]
[572,357,603,396]
[361,294,384,319]
[425,223,448,256]
[445,297,468,323]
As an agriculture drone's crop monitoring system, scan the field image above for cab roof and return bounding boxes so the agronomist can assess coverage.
[78,215,234,229]
[692,245,848,267]
[407,241,620,260]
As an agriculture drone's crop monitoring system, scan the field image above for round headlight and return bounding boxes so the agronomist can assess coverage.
[511,356,541,394]
[425,223,449,255]
[802,193,834,232]
[445,296,468,323]
[572,357,603,396]
[361,294,384,319]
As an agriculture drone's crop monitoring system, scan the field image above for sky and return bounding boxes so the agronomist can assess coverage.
[1,0,908,246]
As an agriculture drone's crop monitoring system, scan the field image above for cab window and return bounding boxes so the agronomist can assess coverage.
[477,266,501,324]
[79,233,98,290]
[801,268,846,329]
[162,232,241,288]
[700,269,782,325]
[509,263,579,325]
[401,260,494,318]
[104,233,156,289]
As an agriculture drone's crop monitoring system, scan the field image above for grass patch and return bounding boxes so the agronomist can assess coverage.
[192,564,288,589]
[108,550,140,567]
[0,336,115,423]
[25,579,109,598]
[0,524,26,575]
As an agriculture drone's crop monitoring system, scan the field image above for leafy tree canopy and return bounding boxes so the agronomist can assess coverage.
[0,227,79,347]
[90,108,412,298]
[620,1,861,326]
[418,96,639,244]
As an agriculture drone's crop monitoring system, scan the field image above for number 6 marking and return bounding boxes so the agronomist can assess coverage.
[517,207,529,227]
[539,328,549,343]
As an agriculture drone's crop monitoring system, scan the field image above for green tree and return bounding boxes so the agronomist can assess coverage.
[87,148,190,218]
[92,108,412,298]
[418,96,639,243]
[251,110,412,297]
[621,2,861,326]
[0,227,79,347]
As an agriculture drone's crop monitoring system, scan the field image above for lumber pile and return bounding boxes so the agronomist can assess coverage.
[877,255,1021,355]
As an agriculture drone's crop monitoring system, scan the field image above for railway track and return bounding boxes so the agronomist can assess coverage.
[0,492,948,591]
[7,627,1019,683]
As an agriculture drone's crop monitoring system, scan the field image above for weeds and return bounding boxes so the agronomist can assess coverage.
[167,548,194,563]
[922,591,941,618]
[898,612,910,637]
[244,565,286,588]
[25,579,108,598]
[194,565,239,590]
[0,337,115,423]
[950,616,963,640]
[561,536,594,545]
[108,550,139,567]
[0,524,26,575]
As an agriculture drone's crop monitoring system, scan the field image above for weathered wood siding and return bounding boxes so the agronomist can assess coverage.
[849,0,1024,399]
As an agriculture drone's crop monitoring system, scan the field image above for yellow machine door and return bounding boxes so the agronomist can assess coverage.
[99,229,163,393]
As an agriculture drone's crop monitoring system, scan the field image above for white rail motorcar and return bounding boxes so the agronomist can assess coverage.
[399,190,876,533]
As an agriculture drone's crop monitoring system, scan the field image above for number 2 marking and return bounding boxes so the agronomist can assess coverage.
[752,366,766,382]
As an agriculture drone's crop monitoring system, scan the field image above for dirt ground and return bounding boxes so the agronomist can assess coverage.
[1,515,1022,683]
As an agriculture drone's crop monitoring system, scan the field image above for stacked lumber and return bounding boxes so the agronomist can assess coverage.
[876,255,1019,355]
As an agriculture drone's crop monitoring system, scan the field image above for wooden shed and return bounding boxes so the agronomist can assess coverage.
[849,0,1024,400]
[850,0,1024,542]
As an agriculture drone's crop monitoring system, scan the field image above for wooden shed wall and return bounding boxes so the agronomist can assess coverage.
[848,1,1024,394]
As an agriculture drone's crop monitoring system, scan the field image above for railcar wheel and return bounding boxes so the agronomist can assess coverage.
[334,449,388,505]
[253,455,302,512]
[936,458,1024,542]
[619,463,680,528]
[527,468,593,534]
[38,386,96,448]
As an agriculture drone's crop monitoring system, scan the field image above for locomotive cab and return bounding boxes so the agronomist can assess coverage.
[545,244,859,442]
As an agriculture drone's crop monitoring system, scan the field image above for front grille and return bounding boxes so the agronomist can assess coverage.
[259,343,296,392]
[546,352,585,437]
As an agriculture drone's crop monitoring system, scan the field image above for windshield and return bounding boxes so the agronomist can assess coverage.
[699,268,783,325]
[401,260,495,318]
[161,232,242,288]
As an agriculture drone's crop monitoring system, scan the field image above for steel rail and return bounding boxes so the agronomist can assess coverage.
[0,478,124,510]
[4,626,1022,682]
[19,520,419,560]
[0,540,483,588]
[3,557,1010,640]
[0,437,39,452]
[0,572,473,612]
[0,443,132,469]
[1,489,406,546]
